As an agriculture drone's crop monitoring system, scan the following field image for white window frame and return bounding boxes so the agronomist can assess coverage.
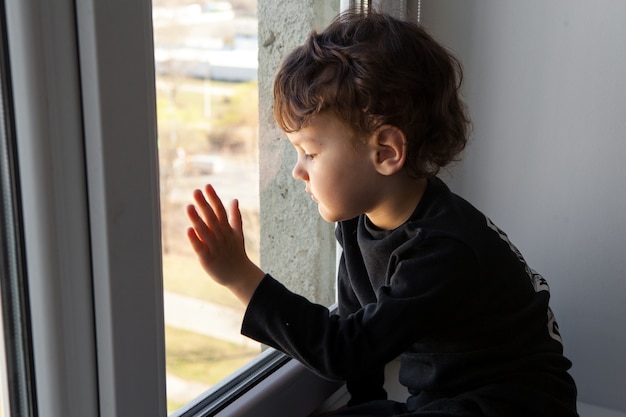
[6,0,166,415]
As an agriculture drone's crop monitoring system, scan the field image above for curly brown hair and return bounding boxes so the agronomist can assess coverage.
[273,11,470,178]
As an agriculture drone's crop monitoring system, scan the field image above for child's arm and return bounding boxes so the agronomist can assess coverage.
[186,184,265,306]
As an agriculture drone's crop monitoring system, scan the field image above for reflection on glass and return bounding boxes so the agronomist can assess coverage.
[152,0,261,412]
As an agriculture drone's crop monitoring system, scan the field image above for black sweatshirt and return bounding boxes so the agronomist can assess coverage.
[242,176,578,416]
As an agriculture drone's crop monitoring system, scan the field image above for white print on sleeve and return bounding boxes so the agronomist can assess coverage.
[485,217,563,344]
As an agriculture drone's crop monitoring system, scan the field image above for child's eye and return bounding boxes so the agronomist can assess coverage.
[305,153,316,160]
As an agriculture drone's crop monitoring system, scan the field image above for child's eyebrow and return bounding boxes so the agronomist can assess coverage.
[288,132,319,147]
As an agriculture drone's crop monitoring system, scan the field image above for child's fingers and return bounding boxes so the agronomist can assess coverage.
[192,188,222,237]
[203,184,229,224]
[229,199,243,235]
[186,203,217,252]
[186,226,207,255]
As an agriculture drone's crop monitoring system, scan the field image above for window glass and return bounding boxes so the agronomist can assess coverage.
[152,0,261,413]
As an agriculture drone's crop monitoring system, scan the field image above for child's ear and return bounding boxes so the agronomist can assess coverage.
[371,125,407,176]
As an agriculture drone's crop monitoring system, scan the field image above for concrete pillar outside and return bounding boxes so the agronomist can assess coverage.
[257,1,339,305]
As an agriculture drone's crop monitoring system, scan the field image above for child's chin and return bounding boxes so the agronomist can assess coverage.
[318,207,352,224]
[317,207,336,223]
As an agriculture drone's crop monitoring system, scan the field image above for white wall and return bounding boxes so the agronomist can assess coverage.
[422,0,626,412]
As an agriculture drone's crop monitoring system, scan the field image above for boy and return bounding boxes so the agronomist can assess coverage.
[186,11,578,417]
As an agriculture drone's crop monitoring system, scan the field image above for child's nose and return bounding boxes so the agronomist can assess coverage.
[292,161,308,181]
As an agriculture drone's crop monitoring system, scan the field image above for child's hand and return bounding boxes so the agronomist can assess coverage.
[186,184,265,305]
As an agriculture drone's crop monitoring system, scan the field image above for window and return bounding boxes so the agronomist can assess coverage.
[154,1,342,414]
[152,0,265,412]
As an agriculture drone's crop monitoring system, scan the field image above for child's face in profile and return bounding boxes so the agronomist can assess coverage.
[286,112,382,223]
